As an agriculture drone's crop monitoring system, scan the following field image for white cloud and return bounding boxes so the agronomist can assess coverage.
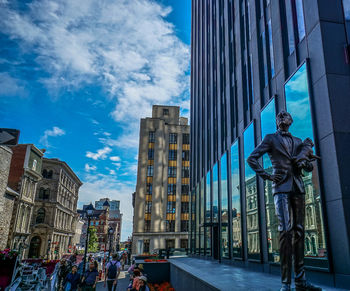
[86,146,112,160]
[84,163,97,172]
[0,0,190,148]
[78,173,134,240]
[40,126,66,147]
[0,72,27,97]
[110,156,121,162]
[103,132,111,136]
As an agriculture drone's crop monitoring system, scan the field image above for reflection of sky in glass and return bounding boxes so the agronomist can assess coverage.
[206,171,211,222]
[285,0,295,53]
[343,0,350,19]
[268,20,275,77]
[261,99,276,169]
[221,153,228,222]
[213,163,219,222]
[295,0,306,40]
[231,141,240,213]
[244,123,256,179]
[200,179,205,222]
[285,63,314,141]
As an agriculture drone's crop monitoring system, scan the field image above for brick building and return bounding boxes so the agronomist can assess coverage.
[0,146,19,249]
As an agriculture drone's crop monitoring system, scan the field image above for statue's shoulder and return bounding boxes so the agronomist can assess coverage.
[263,133,275,142]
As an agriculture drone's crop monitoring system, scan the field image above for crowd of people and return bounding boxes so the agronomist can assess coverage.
[56,251,132,291]
[55,251,151,291]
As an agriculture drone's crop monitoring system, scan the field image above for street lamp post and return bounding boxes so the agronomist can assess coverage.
[46,238,52,260]
[108,227,113,261]
[82,204,94,274]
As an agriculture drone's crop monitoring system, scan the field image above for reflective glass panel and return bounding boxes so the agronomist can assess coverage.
[231,141,242,257]
[213,163,219,223]
[295,0,306,41]
[195,185,200,254]
[244,123,260,259]
[200,179,205,254]
[285,63,328,266]
[285,0,295,54]
[190,189,196,253]
[268,19,275,77]
[206,171,211,255]
[260,99,279,262]
[221,153,229,258]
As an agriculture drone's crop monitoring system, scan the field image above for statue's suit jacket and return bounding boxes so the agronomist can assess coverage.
[247,132,313,195]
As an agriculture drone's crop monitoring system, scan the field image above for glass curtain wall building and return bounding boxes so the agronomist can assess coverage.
[190,0,350,288]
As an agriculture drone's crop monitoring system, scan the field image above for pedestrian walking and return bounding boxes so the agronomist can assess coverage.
[65,265,81,291]
[81,262,99,291]
[104,254,121,291]
[58,258,70,291]
[138,276,150,291]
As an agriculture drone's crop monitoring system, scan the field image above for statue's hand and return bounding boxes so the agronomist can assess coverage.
[270,173,285,184]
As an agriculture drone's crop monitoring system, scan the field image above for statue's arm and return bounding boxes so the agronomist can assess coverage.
[247,136,272,180]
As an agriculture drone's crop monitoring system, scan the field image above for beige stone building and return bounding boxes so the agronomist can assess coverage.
[0,146,19,249]
[7,144,44,257]
[132,105,190,255]
[28,158,82,259]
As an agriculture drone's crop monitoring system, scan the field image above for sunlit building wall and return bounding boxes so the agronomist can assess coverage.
[132,105,190,254]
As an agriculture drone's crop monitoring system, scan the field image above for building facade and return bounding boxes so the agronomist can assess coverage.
[0,146,19,249]
[7,144,43,257]
[29,158,82,259]
[132,105,190,255]
[79,204,110,252]
[190,0,350,288]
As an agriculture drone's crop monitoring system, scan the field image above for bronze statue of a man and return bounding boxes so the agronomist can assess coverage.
[247,111,321,291]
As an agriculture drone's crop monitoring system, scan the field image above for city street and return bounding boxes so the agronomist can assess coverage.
[96,270,130,291]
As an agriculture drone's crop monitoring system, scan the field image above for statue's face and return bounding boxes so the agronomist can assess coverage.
[276,111,293,130]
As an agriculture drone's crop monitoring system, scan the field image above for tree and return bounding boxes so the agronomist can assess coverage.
[87,226,98,253]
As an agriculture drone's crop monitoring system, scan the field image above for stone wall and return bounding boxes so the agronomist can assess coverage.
[0,146,13,249]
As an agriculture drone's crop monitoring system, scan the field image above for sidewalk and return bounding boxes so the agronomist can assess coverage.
[170,258,348,291]
[96,270,130,291]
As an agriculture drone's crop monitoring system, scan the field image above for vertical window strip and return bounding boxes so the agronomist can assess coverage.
[267,19,275,78]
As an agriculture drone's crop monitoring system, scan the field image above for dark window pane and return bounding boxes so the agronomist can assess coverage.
[183,133,190,144]
[212,163,219,223]
[149,131,155,143]
[169,133,177,144]
[205,171,211,256]
[267,19,275,77]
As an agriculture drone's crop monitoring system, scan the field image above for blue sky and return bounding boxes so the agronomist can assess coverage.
[0,0,191,241]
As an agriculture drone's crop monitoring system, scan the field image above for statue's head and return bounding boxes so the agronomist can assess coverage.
[276,111,293,131]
